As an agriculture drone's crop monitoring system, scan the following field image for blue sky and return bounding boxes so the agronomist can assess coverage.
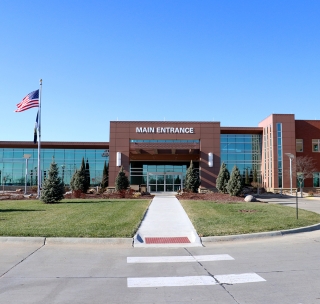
[1,0,319,142]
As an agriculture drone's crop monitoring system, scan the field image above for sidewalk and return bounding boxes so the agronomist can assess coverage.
[257,194,320,214]
[133,195,202,247]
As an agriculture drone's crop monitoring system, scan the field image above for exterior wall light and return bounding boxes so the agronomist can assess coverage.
[285,153,294,195]
[208,152,213,167]
[116,152,121,167]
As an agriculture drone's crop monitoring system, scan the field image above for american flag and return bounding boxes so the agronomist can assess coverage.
[15,90,39,112]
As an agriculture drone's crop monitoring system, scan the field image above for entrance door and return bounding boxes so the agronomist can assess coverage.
[147,172,183,192]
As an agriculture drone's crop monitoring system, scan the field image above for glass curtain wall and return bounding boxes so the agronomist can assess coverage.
[276,123,283,187]
[221,134,262,182]
[263,126,273,188]
[0,148,108,186]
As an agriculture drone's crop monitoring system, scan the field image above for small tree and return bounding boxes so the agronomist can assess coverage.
[85,159,90,190]
[227,165,243,196]
[70,170,76,190]
[245,168,250,185]
[101,161,109,188]
[184,160,200,193]
[293,156,317,197]
[216,162,230,193]
[80,157,89,193]
[253,168,258,183]
[115,166,129,191]
[41,160,64,204]
[70,169,86,193]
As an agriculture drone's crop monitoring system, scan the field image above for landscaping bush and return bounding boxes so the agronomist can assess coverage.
[70,170,86,193]
[216,162,230,194]
[115,166,129,191]
[227,165,243,196]
[41,160,64,204]
[184,160,200,193]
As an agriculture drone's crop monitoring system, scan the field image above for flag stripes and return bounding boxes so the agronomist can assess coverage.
[15,90,39,112]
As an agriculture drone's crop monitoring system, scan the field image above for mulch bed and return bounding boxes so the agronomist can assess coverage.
[1,191,250,203]
[0,192,155,201]
[63,193,155,200]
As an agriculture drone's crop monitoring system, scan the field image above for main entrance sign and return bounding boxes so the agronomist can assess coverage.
[136,127,194,134]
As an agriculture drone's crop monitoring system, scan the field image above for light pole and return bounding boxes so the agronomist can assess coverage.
[61,165,65,184]
[23,154,31,195]
[285,153,294,195]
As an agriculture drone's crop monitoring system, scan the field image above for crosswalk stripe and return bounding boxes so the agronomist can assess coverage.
[127,273,265,288]
[128,276,216,288]
[127,254,234,263]
[216,273,266,284]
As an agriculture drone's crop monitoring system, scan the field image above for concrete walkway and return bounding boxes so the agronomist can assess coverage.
[133,195,202,247]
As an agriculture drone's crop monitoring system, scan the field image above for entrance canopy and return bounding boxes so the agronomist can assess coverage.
[130,142,200,161]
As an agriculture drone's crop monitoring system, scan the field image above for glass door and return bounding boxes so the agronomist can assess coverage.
[148,172,183,192]
[173,174,182,191]
[148,173,157,192]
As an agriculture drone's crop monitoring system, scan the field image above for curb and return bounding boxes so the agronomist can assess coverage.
[201,222,320,243]
[45,237,133,246]
[0,237,45,244]
[1,224,320,246]
[0,237,133,247]
[280,223,320,235]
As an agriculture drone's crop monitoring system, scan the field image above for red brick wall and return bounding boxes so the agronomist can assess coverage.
[108,121,220,189]
[259,114,296,189]
[295,120,320,187]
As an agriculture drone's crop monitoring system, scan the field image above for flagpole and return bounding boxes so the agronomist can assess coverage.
[37,79,42,198]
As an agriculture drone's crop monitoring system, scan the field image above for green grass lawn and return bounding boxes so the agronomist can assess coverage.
[180,200,320,236]
[1,199,319,238]
[0,199,151,238]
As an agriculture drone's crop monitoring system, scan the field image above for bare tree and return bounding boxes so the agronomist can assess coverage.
[292,156,317,197]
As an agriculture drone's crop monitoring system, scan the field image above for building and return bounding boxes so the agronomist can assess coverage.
[1,114,320,192]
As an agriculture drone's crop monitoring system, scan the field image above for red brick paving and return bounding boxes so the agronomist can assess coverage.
[145,237,190,244]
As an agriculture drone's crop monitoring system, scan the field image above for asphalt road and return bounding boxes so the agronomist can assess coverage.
[1,230,320,304]
[257,194,320,215]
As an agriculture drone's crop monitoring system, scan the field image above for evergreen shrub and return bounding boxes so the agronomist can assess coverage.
[115,166,129,191]
[41,160,64,204]
[226,165,243,196]
[216,162,230,193]
[184,160,200,193]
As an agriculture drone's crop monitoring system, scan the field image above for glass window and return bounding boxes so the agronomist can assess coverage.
[6,148,107,186]
[277,123,282,132]
[220,134,262,183]
[157,165,165,172]
[313,173,320,187]
[276,123,283,187]
[244,154,252,161]
[296,139,303,152]
[312,139,320,152]
[244,143,251,152]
